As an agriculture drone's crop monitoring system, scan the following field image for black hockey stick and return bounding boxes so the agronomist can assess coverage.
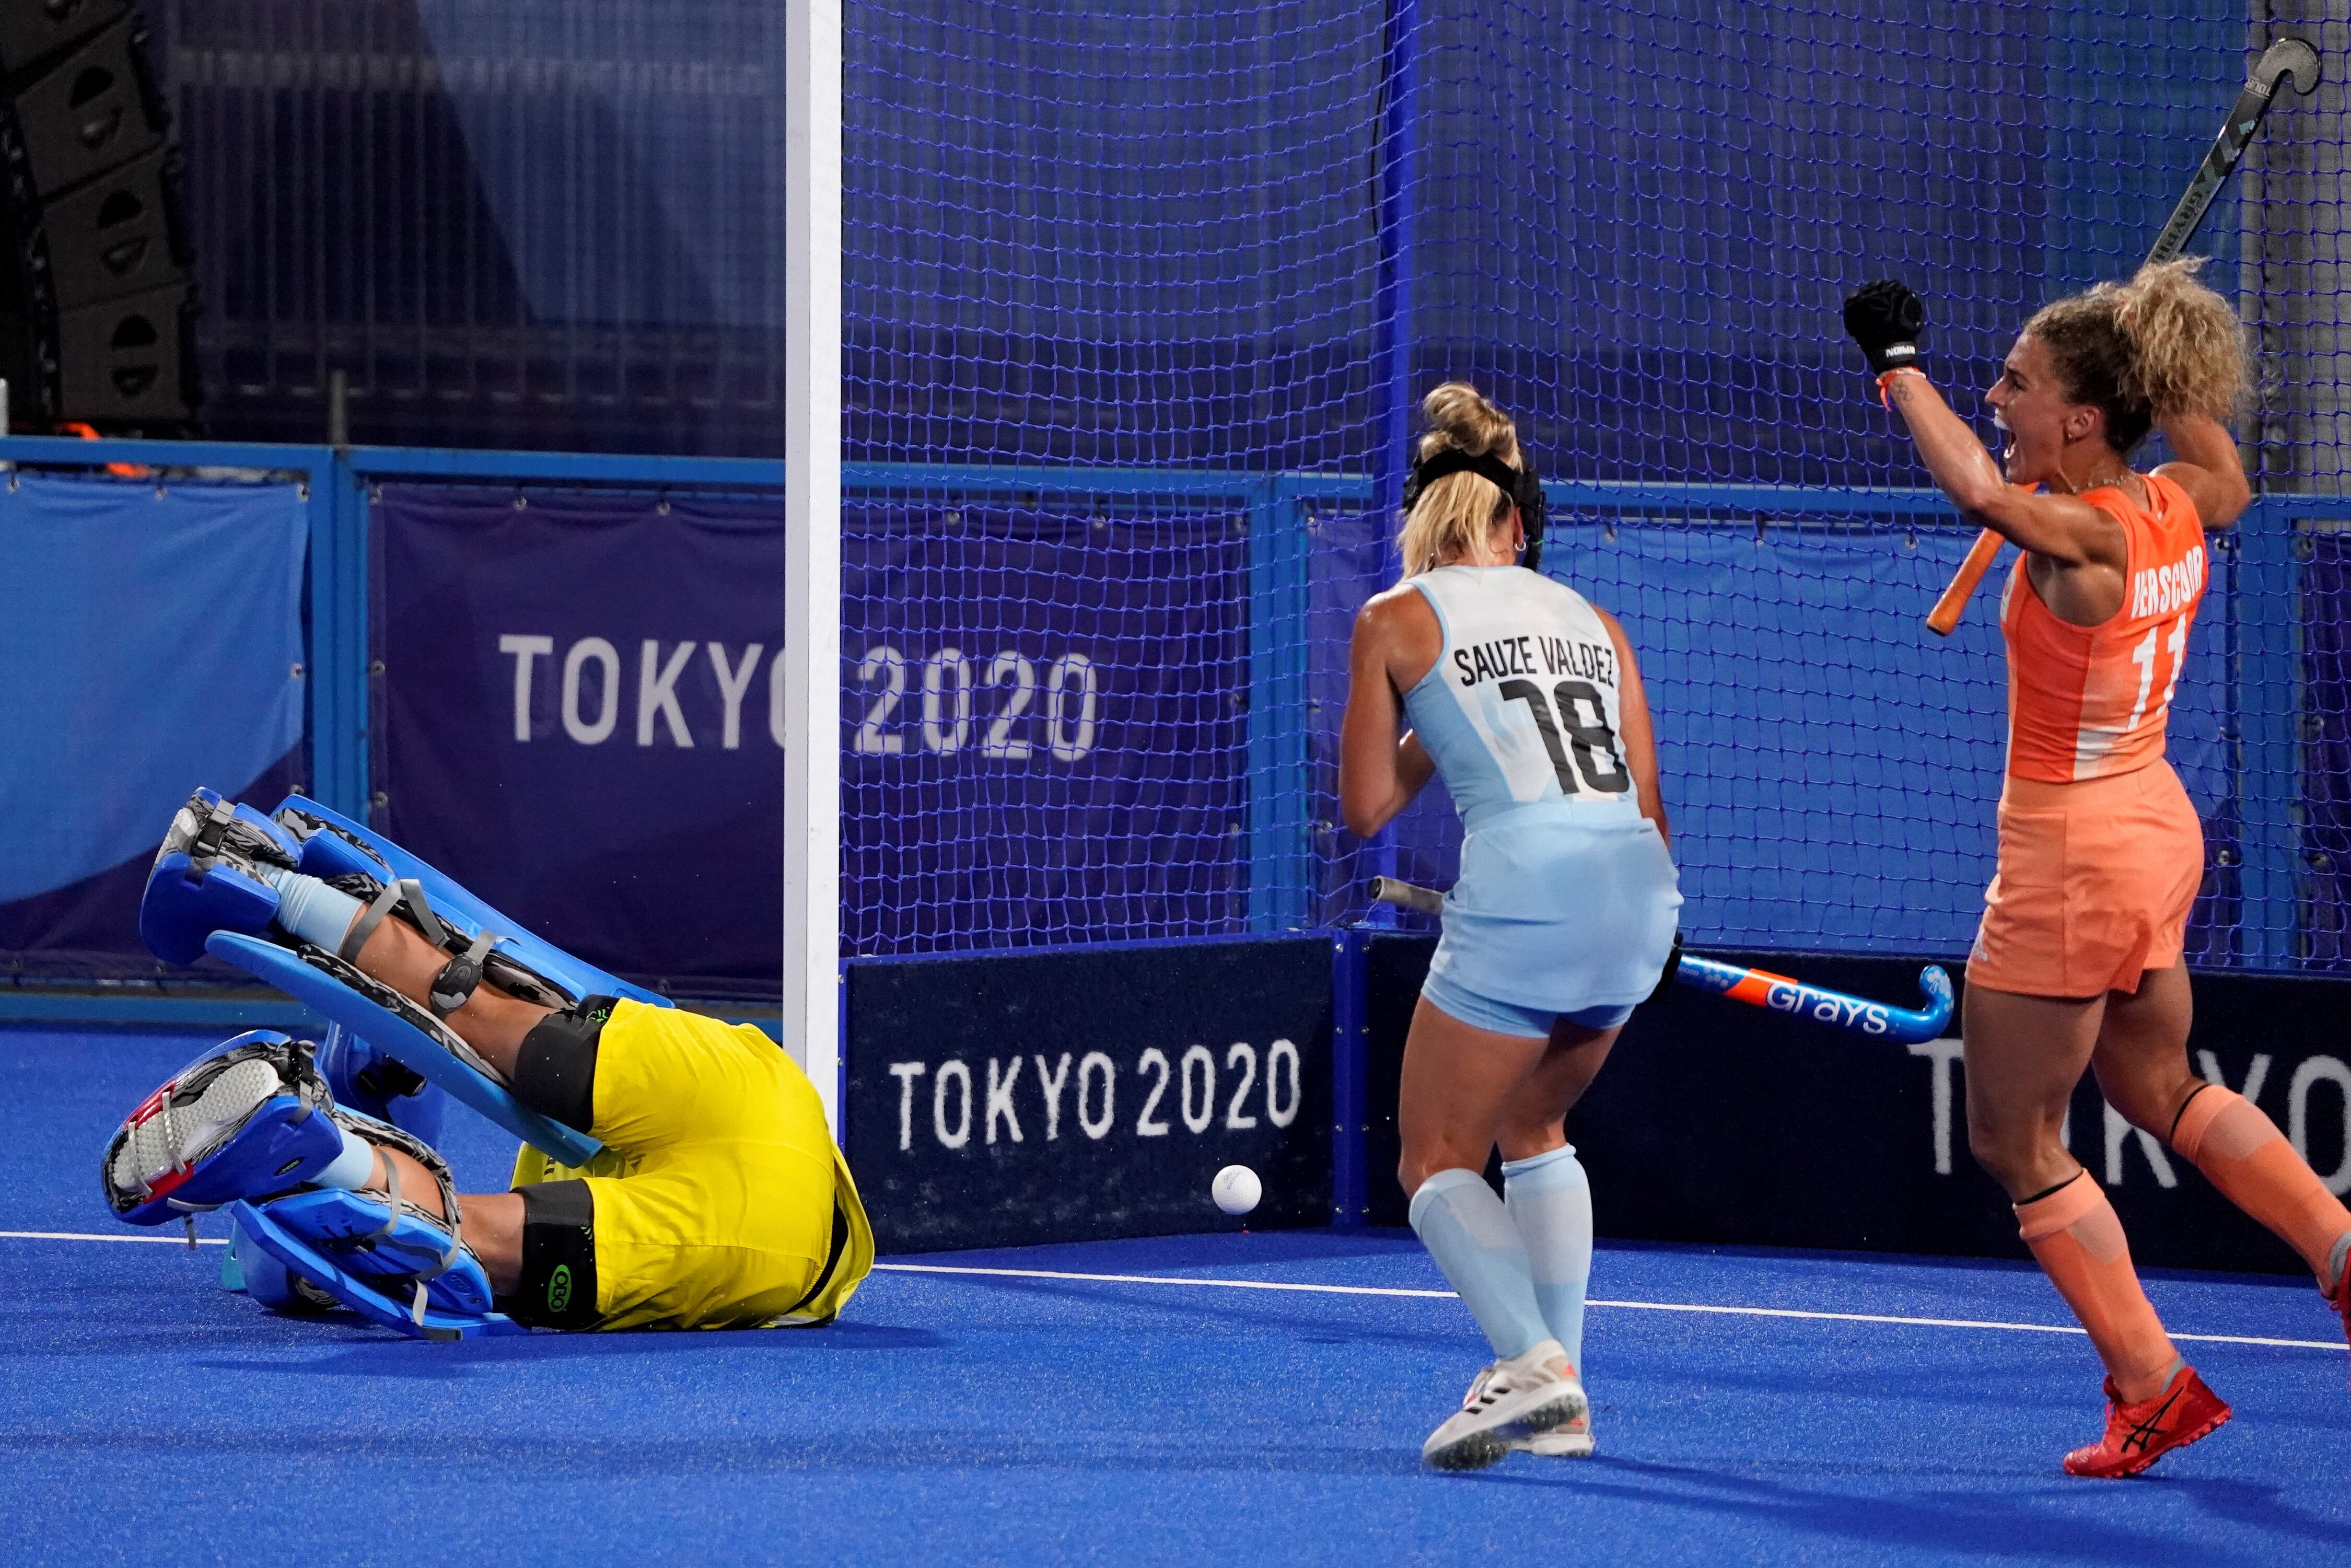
[2149,37,2320,265]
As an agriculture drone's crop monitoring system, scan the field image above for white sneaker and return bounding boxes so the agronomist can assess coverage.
[1512,1409,1594,1458]
[1420,1339,1588,1471]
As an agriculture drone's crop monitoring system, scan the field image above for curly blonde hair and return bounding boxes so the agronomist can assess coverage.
[1397,382,1523,577]
[2023,257,2249,454]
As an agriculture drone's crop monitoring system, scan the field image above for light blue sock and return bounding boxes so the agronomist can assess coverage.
[1501,1143,1593,1374]
[315,1126,375,1191]
[1408,1168,1552,1361]
[263,868,365,954]
[2328,1230,2351,1297]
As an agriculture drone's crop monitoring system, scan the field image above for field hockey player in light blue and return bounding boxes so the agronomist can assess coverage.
[1339,381,1682,1471]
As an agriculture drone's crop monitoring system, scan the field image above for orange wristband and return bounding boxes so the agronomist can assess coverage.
[1876,367,1924,408]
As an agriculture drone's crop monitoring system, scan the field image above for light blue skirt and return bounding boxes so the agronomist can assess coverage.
[1424,805,1682,1015]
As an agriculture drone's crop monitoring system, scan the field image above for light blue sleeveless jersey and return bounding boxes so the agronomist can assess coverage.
[1404,566,1682,1015]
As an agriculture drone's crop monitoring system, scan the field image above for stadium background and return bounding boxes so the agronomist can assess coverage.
[3,0,2349,1271]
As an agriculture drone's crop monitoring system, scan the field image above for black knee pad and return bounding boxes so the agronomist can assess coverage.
[505,1178,599,1330]
[513,996,616,1134]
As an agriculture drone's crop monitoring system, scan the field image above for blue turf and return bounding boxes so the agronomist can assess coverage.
[6,1028,2347,1565]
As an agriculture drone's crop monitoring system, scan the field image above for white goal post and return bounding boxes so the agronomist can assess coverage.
[784,0,843,1132]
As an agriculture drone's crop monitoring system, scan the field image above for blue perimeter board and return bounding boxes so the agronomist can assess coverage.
[7,1028,2347,1565]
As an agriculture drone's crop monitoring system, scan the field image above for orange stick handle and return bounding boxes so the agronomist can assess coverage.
[1925,528,2004,636]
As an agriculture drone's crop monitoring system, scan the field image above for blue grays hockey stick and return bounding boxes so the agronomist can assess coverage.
[1369,877,1954,1044]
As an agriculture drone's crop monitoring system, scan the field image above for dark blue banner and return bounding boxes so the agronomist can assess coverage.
[844,936,1333,1251]
[374,485,1251,990]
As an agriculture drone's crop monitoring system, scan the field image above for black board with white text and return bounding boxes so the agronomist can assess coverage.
[845,937,1335,1251]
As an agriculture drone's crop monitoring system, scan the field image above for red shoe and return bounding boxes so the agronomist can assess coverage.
[2062,1365,2231,1478]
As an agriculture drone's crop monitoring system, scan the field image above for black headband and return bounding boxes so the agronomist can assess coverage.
[1403,443,1548,570]
[1406,449,1524,504]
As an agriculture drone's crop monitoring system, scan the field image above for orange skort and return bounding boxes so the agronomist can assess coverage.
[1965,759,2205,999]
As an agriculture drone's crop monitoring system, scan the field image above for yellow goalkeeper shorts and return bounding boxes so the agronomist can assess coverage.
[509,999,872,1332]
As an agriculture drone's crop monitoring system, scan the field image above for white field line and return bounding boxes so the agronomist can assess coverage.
[0,1228,227,1246]
[5,1233,2335,1353]
[874,1262,2347,1352]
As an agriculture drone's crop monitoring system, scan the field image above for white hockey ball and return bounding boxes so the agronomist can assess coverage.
[1212,1164,1262,1217]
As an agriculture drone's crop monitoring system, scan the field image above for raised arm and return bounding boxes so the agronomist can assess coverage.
[2151,412,2250,530]
[1883,371,2125,572]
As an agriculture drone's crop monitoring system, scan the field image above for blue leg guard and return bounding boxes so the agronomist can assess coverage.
[135,786,644,1165]
[208,933,601,1166]
[115,1032,523,1341]
[260,1189,485,1304]
[227,1198,523,1342]
[269,795,666,1013]
[225,1215,334,1315]
[252,1108,498,1321]
[219,1107,516,1341]
[137,790,304,967]
[102,1032,348,1227]
[315,1022,446,1147]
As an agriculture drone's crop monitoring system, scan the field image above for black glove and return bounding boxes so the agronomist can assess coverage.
[1842,280,1925,376]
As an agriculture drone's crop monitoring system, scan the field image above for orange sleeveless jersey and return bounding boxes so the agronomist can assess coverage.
[1999,470,2207,784]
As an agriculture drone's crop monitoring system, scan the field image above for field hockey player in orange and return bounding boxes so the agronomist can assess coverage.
[1845,262,2351,1477]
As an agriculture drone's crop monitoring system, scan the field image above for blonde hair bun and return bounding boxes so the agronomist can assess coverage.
[1399,381,1522,577]
[2113,257,2250,425]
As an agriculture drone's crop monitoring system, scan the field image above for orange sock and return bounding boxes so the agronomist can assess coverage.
[2172,1085,2351,1291]
[2016,1172,2179,1402]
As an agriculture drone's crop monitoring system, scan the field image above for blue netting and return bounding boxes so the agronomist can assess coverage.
[841,493,1253,954]
[844,0,1390,471]
[125,2,2351,966]
[841,0,2257,486]
[835,2,2334,963]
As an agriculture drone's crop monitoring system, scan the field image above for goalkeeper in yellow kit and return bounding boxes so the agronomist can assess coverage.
[106,787,871,1338]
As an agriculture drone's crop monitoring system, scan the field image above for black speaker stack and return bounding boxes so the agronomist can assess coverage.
[0,0,195,432]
